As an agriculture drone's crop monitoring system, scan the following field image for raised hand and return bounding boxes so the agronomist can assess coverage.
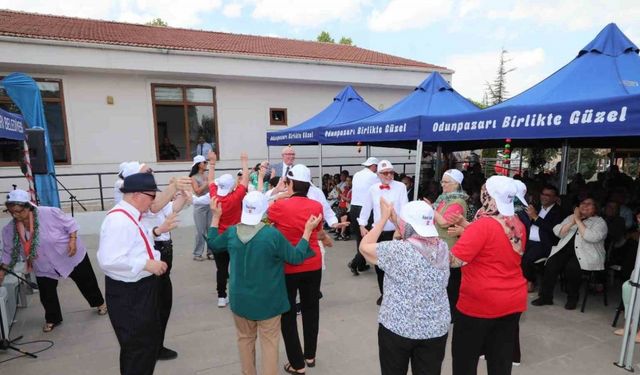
[210,197,222,216]
[305,214,323,232]
[159,212,179,234]
[208,151,217,163]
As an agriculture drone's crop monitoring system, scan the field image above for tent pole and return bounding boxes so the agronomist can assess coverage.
[267,146,271,165]
[559,141,570,195]
[576,149,582,173]
[366,145,371,158]
[319,144,323,184]
[414,141,423,201]
[616,240,640,370]
[435,144,443,181]
[518,148,523,175]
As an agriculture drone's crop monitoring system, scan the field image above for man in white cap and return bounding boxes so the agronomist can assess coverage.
[358,160,408,305]
[347,156,380,275]
[207,151,250,307]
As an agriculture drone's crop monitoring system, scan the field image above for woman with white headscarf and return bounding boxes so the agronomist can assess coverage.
[360,199,450,375]
[449,176,527,375]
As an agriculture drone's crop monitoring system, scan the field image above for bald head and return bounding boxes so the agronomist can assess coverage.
[281,146,296,166]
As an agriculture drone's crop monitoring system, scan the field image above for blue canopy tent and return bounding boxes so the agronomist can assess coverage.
[0,107,25,141]
[419,23,640,149]
[2,73,60,207]
[266,85,377,178]
[319,72,480,197]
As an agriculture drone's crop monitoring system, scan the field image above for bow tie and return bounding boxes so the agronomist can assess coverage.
[379,184,390,190]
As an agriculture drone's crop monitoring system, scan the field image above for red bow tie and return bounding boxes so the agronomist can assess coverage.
[379,184,390,190]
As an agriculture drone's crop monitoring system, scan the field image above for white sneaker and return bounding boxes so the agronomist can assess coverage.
[513,362,521,367]
[217,297,228,308]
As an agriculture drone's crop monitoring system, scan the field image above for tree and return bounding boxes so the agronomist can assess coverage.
[146,18,168,27]
[339,37,353,45]
[317,31,335,43]
[485,48,516,105]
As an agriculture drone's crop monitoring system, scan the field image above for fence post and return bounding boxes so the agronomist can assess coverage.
[98,173,105,211]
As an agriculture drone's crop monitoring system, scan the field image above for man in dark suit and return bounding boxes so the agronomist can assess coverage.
[272,146,296,179]
[401,175,414,201]
[522,184,564,292]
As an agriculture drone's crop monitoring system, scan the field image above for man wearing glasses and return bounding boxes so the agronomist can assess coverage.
[273,146,296,179]
[357,160,408,305]
[98,173,178,375]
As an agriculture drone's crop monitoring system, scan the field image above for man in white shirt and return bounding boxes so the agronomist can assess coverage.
[347,157,380,275]
[98,173,177,375]
[194,135,213,157]
[358,160,408,305]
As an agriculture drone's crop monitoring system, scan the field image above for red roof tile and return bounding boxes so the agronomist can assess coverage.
[0,10,448,71]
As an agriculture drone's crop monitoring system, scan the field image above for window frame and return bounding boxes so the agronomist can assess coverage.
[270,108,288,126]
[151,83,220,162]
[0,77,71,166]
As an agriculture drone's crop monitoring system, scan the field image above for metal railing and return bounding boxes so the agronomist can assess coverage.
[0,162,419,215]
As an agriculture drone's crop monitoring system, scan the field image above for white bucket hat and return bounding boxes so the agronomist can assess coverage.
[241,191,268,225]
[362,157,379,167]
[287,164,311,183]
[486,175,517,216]
[6,189,36,207]
[215,174,235,197]
[400,201,438,237]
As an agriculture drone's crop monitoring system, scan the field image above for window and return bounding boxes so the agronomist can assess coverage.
[0,79,70,164]
[152,85,218,161]
[270,108,287,126]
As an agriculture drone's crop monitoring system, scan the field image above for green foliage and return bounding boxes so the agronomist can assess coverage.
[485,48,516,105]
[146,18,168,27]
[568,148,600,180]
[339,37,353,45]
[468,98,488,109]
[317,31,335,43]
[526,148,559,174]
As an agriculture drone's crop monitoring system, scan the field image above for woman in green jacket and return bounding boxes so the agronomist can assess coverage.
[207,191,322,375]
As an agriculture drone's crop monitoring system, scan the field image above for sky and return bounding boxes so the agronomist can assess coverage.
[1,0,639,102]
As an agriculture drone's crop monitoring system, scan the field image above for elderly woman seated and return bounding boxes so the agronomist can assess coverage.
[532,196,607,310]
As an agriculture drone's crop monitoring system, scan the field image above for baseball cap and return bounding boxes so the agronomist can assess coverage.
[513,179,528,206]
[122,161,142,178]
[362,157,379,167]
[377,160,394,172]
[241,191,268,225]
[443,169,464,185]
[6,189,36,207]
[400,201,438,237]
[215,174,235,197]
[486,175,516,216]
[192,155,206,167]
[287,164,311,183]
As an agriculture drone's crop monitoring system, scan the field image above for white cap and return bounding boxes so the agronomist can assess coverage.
[287,164,311,183]
[192,155,206,167]
[513,180,528,206]
[486,175,516,216]
[241,191,268,225]
[122,161,142,178]
[118,162,128,175]
[377,159,394,171]
[6,189,36,207]
[215,174,235,197]
[362,157,379,167]
[443,169,464,185]
[400,201,438,237]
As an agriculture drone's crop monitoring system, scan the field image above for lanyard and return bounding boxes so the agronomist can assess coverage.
[108,209,155,260]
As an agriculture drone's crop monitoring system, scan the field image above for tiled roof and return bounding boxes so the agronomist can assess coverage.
[0,10,448,71]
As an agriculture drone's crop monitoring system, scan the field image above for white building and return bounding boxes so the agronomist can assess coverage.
[0,10,453,209]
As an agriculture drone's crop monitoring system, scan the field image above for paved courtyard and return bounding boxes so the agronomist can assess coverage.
[0,227,636,375]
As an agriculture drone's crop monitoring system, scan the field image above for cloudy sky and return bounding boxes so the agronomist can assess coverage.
[2,0,638,102]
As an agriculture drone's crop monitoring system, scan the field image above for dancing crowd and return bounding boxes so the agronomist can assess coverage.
[3,145,639,375]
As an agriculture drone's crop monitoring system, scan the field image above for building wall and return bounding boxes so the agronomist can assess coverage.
[0,39,444,209]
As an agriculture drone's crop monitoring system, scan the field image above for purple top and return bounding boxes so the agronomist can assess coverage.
[2,206,87,279]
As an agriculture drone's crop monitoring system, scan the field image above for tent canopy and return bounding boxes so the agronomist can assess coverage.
[266,85,377,146]
[320,72,479,144]
[420,23,640,145]
[0,107,25,141]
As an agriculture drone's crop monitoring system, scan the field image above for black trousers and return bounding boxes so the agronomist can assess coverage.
[378,324,447,375]
[155,240,173,347]
[375,231,395,295]
[452,312,521,375]
[106,275,161,375]
[521,241,549,282]
[447,268,461,323]
[213,250,230,298]
[349,205,368,270]
[540,246,582,303]
[36,253,104,324]
[281,269,322,370]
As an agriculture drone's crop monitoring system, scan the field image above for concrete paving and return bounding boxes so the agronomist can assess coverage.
[0,227,635,375]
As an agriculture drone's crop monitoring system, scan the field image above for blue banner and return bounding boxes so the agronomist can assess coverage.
[319,115,421,144]
[0,108,25,141]
[421,94,640,142]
